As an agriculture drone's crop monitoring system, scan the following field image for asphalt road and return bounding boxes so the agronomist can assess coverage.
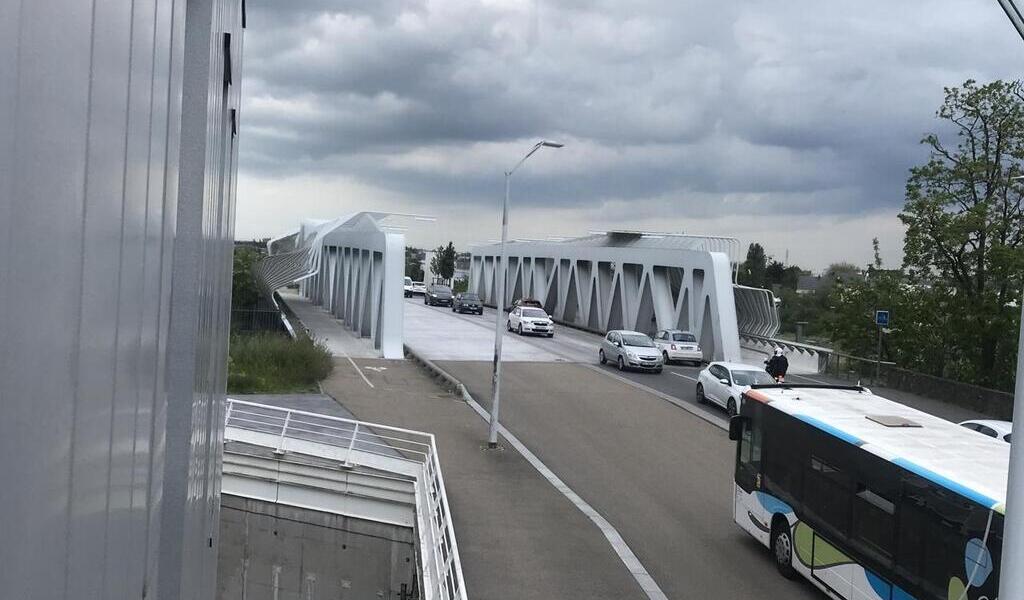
[438,360,822,600]
[406,297,769,426]
[405,297,823,598]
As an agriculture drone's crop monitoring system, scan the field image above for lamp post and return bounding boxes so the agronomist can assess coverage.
[488,140,563,448]
[1000,172,1024,598]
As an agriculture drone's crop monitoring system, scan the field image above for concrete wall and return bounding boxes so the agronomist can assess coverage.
[217,495,417,600]
[0,1,242,599]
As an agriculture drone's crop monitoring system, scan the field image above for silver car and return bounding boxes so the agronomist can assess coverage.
[599,330,664,373]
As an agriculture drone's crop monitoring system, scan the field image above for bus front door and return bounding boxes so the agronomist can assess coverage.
[734,417,771,544]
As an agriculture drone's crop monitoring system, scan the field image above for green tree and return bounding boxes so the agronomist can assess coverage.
[405,246,424,281]
[739,243,767,288]
[232,246,263,309]
[430,242,457,283]
[900,79,1024,386]
[765,260,803,290]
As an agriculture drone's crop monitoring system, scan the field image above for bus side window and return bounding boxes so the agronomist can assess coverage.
[739,420,762,470]
[896,476,979,597]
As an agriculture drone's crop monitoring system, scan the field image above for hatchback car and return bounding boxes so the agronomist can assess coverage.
[652,329,702,365]
[959,419,1012,443]
[411,281,427,295]
[452,292,483,315]
[695,362,776,416]
[424,284,453,306]
[507,306,554,336]
[599,330,663,373]
[404,276,414,297]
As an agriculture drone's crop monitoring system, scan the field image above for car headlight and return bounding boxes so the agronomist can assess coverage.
[626,350,638,358]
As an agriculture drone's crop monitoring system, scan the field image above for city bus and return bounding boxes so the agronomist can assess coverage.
[728,384,1008,600]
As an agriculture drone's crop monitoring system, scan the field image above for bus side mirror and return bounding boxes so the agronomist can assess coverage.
[728,416,747,441]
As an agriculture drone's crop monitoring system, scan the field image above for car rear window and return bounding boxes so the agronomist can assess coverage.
[672,333,696,342]
[522,308,547,318]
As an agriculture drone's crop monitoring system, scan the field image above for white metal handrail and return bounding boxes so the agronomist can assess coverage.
[224,399,468,600]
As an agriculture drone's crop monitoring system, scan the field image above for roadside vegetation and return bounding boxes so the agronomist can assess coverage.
[228,243,334,394]
[741,79,1024,391]
[228,332,334,394]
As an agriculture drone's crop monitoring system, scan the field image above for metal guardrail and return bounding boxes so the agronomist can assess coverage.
[224,399,468,600]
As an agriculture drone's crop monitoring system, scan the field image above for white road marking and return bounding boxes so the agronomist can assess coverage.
[364,366,387,373]
[462,395,669,600]
[669,371,699,382]
[338,349,374,389]
[587,365,728,431]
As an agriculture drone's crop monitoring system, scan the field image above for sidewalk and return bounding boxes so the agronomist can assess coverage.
[320,357,647,600]
[277,289,378,358]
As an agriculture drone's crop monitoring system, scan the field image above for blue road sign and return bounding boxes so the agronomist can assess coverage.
[875,310,890,327]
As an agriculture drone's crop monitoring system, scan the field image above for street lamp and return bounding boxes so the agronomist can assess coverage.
[488,140,564,448]
[1002,171,1024,598]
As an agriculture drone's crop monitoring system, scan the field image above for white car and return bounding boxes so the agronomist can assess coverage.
[652,329,702,365]
[695,361,776,416]
[411,281,427,295]
[958,419,1012,443]
[507,306,554,337]
[404,276,414,297]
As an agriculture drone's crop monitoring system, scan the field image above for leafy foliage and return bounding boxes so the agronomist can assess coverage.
[405,246,425,281]
[232,246,264,309]
[430,241,457,283]
[738,243,767,287]
[898,79,1024,387]
[227,333,334,394]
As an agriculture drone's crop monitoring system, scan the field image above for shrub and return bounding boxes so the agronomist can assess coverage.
[228,332,334,394]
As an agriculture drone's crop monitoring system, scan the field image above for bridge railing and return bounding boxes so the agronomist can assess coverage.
[224,399,468,600]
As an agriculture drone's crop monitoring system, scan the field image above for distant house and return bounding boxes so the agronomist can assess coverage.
[796,275,823,295]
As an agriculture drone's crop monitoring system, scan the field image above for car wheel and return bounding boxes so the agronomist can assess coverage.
[599,350,607,364]
[696,384,706,404]
[547,333,554,338]
[517,324,523,335]
[662,351,670,364]
[617,356,625,371]
[727,397,737,417]
[507,320,512,331]
[771,519,797,580]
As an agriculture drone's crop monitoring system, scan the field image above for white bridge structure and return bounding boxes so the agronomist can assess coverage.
[254,213,405,358]
[469,231,766,362]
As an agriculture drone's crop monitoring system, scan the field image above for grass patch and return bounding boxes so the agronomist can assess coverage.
[228,332,334,394]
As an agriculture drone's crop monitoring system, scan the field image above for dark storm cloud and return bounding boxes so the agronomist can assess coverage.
[238,0,1023,217]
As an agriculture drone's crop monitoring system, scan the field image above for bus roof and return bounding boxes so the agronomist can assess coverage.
[745,385,1010,513]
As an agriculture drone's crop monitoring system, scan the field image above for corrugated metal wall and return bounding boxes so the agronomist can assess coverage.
[0,1,242,599]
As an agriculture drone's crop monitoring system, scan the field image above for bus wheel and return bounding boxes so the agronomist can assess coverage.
[771,518,797,580]
[726,398,737,417]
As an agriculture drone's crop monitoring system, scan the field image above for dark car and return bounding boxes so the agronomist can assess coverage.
[452,292,483,314]
[424,284,453,306]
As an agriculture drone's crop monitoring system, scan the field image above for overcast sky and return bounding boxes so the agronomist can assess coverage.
[236,0,1023,271]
